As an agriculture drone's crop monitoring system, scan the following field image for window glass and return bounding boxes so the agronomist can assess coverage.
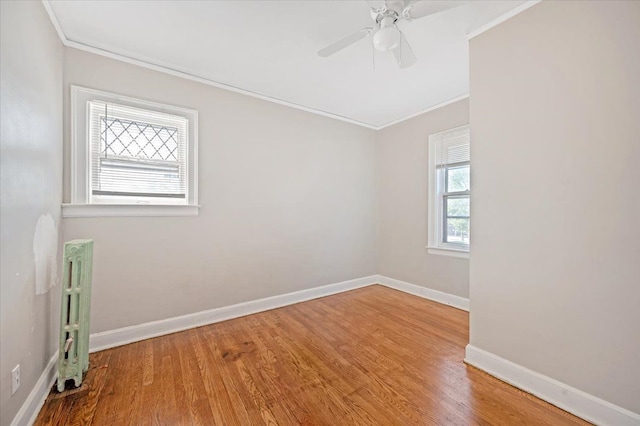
[445,218,470,244]
[446,165,470,192]
[445,197,470,217]
[427,125,470,255]
[89,100,189,204]
[67,86,199,216]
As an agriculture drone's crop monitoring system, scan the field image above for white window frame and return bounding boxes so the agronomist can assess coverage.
[427,125,470,259]
[63,86,199,217]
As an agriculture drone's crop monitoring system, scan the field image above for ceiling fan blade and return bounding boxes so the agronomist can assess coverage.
[318,28,373,57]
[402,0,468,21]
[392,31,416,68]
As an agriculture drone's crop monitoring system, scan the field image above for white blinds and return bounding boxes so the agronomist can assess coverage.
[433,125,470,166]
[88,101,188,201]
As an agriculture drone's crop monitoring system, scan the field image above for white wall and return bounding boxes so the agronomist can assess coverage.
[0,1,64,424]
[62,48,378,333]
[469,0,640,413]
[376,99,469,297]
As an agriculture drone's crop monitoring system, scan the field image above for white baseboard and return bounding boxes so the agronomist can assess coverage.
[15,278,638,426]
[465,345,640,426]
[89,275,379,353]
[377,275,469,311]
[89,275,470,353]
[10,351,58,426]
[10,275,471,426]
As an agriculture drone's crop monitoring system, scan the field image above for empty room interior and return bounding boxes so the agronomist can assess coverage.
[1,0,639,425]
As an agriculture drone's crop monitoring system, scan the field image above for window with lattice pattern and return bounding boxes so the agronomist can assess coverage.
[88,101,188,203]
[101,117,179,161]
[67,86,198,216]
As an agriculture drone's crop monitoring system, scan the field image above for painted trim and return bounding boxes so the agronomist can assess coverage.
[465,345,640,426]
[69,82,81,204]
[10,276,469,425]
[65,39,380,130]
[376,94,470,130]
[41,0,470,131]
[377,275,470,311]
[89,276,379,352]
[89,275,474,352]
[466,1,542,40]
[14,279,637,426]
[427,124,471,255]
[40,0,378,131]
[68,85,199,209]
[40,0,66,44]
[426,247,469,259]
[10,352,58,426]
[62,204,200,218]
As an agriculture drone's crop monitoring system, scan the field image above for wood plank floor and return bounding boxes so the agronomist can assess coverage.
[35,285,589,425]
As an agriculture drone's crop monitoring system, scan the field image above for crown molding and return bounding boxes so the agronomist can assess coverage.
[376,94,470,130]
[466,0,542,40]
[41,0,66,44]
[64,39,381,130]
[42,0,468,131]
[40,0,380,130]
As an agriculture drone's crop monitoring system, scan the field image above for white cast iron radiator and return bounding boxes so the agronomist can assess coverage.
[56,239,94,392]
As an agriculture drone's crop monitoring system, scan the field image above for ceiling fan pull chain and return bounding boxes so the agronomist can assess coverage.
[372,42,376,71]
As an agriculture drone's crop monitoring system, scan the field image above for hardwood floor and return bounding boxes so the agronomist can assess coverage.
[35,285,589,425]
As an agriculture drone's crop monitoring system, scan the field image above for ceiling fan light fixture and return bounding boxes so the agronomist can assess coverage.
[373,25,400,52]
[318,0,462,68]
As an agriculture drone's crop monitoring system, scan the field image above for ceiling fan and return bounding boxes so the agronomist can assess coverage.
[318,0,467,68]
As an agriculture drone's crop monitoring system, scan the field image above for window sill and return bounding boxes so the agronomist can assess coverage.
[426,246,469,259]
[62,203,200,218]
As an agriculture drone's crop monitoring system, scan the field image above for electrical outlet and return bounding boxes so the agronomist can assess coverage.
[11,364,20,395]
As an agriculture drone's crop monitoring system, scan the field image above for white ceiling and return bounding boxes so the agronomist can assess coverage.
[46,0,526,129]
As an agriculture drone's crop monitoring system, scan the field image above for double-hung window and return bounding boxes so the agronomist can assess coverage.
[64,86,198,217]
[428,125,470,257]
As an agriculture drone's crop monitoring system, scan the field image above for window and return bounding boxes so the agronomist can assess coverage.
[428,125,470,257]
[64,86,198,217]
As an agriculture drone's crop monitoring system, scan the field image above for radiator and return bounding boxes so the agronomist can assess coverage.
[56,239,94,392]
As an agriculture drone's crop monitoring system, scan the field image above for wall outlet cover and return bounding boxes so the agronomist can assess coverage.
[12,364,21,394]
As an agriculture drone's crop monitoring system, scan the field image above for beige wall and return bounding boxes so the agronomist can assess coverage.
[0,2,64,424]
[62,48,378,333]
[469,0,640,413]
[376,99,469,298]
